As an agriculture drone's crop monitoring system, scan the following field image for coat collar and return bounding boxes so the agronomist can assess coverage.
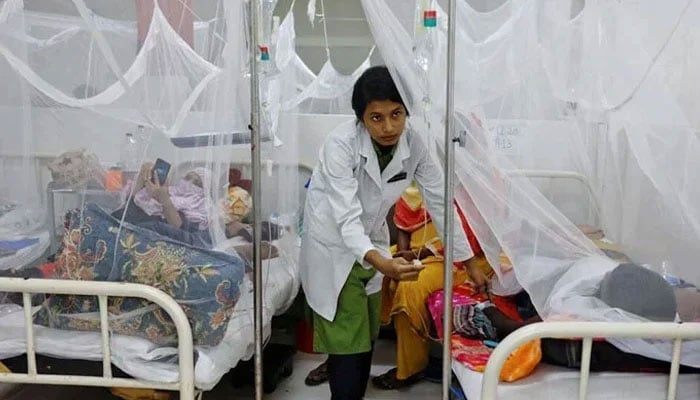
[358,123,410,188]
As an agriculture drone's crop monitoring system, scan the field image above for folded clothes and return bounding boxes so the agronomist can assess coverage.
[0,238,39,251]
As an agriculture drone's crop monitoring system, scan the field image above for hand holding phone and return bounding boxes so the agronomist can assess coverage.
[152,158,171,185]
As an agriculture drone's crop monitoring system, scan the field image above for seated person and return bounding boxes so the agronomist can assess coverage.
[305,185,491,390]
[483,262,698,372]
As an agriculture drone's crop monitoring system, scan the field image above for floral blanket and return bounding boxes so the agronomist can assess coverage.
[34,204,247,346]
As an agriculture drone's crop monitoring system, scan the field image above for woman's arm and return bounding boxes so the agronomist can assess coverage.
[144,174,183,228]
[394,229,434,261]
[133,162,154,193]
[397,229,411,253]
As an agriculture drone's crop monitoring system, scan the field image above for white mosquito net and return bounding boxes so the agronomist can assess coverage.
[0,0,304,387]
[272,0,373,115]
[362,0,700,366]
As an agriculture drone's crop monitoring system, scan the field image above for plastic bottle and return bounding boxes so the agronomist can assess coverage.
[660,261,681,287]
[120,132,140,181]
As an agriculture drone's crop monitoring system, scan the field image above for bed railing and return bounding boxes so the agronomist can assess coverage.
[480,321,700,400]
[0,278,195,400]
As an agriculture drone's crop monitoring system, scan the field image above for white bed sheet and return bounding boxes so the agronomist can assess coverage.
[0,254,299,390]
[0,231,49,271]
[453,361,700,400]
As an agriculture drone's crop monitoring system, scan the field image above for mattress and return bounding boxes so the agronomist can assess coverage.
[0,231,50,271]
[0,254,299,390]
[453,360,700,400]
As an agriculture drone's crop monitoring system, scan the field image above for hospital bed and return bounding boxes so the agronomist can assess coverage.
[0,150,312,399]
[451,169,700,400]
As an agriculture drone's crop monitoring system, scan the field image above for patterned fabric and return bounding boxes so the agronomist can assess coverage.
[430,284,542,382]
[427,285,489,340]
[221,186,252,223]
[453,303,497,340]
[48,149,104,188]
[451,335,542,382]
[34,204,246,346]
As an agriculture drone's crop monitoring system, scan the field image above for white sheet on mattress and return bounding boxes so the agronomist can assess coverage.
[0,231,49,271]
[453,361,700,400]
[0,254,299,390]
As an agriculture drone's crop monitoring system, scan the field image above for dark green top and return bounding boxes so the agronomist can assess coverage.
[372,140,397,173]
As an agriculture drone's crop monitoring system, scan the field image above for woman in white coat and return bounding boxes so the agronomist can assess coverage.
[299,66,482,400]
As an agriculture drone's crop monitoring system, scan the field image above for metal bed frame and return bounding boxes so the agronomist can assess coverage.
[469,169,700,400]
[0,278,196,400]
[480,321,700,400]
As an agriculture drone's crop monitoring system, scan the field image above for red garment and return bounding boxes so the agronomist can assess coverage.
[455,201,483,256]
[392,197,483,256]
[228,168,252,193]
[393,197,431,232]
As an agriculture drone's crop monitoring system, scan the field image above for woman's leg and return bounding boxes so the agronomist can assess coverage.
[395,312,430,380]
[327,351,373,400]
[312,263,379,399]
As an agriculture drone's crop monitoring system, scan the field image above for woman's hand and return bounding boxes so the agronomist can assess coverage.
[366,249,424,281]
[144,172,182,228]
[464,258,490,293]
[379,257,424,281]
[144,174,170,204]
[133,162,154,192]
[393,250,417,262]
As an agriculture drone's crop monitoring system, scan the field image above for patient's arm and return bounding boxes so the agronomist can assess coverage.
[394,229,434,261]
[233,242,279,262]
[397,229,411,253]
[483,306,542,341]
[144,171,183,228]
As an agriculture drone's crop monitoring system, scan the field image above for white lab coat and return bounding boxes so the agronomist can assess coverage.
[299,119,474,322]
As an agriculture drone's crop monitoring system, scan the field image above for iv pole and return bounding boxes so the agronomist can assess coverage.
[442,0,458,399]
[248,0,264,399]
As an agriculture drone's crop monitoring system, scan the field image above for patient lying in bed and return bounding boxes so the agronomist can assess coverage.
[482,262,699,372]
[111,162,279,261]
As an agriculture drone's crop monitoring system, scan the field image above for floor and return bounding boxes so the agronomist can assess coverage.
[5,340,442,400]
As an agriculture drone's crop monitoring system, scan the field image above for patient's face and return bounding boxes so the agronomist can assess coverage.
[184,171,203,188]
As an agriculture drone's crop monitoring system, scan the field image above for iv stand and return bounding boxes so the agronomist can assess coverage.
[442,0,458,399]
[248,0,264,399]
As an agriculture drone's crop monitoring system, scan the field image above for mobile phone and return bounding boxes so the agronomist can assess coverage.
[152,158,171,185]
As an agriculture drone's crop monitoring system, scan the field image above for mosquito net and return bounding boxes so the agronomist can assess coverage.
[272,0,373,115]
[0,0,304,387]
[362,0,700,366]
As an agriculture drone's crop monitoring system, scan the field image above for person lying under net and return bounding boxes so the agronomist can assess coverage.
[305,185,491,390]
[111,162,279,255]
[480,262,700,373]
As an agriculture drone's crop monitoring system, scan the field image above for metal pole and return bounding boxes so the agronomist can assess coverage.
[442,0,458,399]
[248,0,264,399]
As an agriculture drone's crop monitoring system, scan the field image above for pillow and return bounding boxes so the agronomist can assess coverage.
[34,204,246,346]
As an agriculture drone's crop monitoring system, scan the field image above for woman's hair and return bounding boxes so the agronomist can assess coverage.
[351,66,408,120]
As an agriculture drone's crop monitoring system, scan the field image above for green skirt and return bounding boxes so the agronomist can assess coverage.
[311,262,381,354]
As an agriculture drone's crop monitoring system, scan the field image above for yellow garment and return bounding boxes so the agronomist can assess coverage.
[382,221,491,380]
[395,312,429,379]
[0,361,10,373]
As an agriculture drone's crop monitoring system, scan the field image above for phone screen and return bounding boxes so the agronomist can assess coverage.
[153,158,171,185]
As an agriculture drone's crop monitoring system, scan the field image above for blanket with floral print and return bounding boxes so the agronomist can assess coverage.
[34,204,246,346]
